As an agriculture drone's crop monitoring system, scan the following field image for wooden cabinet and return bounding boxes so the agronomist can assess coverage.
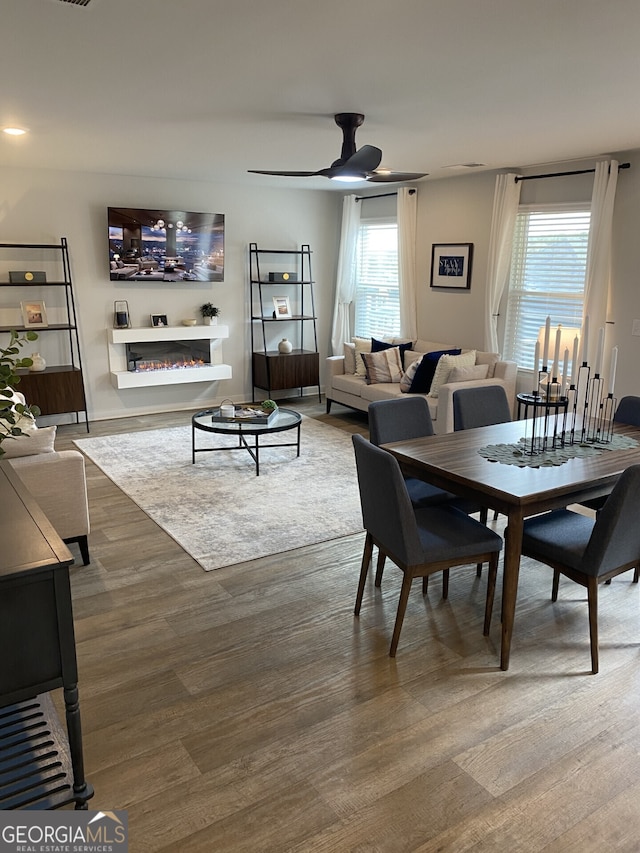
[0,239,89,429]
[249,243,320,401]
[0,462,93,809]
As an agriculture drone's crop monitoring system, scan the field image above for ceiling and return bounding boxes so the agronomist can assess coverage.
[3,0,640,190]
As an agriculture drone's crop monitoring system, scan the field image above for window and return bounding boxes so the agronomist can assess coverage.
[353,219,399,338]
[503,204,591,370]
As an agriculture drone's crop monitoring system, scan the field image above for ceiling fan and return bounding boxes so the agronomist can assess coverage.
[248,113,428,183]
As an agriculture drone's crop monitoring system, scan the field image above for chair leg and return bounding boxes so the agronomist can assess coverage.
[483,554,498,635]
[354,533,374,616]
[442,568,450,599]
[374,550,386,587]
[476,564,483,578]
[634,567,639,583]
[587,576,599,674]
[422,576,429,594]
[551,569,560,602]
[390,573,413,657]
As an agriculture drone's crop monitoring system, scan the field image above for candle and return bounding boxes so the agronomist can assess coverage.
[581,315,589,364]
[595,327,604,375]
[609,346,618,395]
[571,334,579,385]
[552,324,562,379]
[561,347,569,392]
[533,341,540,377]
[542,316,551,368]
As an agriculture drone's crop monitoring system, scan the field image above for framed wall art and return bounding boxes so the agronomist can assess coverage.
[430,243,473,290]
[20,300,48,328]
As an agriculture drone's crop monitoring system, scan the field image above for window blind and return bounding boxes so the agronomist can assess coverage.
[353,219,399,338]
[503,205,591,370]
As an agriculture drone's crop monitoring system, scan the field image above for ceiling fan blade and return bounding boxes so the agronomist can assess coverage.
[343,145,382,174]
[365,170,428,183]
[247,169,318,177]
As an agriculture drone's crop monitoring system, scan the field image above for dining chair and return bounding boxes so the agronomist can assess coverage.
[368,397,484,584]
[452,385,512,432]
[487,463,640,674]
[351,434,503,656]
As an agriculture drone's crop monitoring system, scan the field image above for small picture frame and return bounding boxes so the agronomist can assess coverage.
[272,295,292,319]
[20,300,48,328]
[150,314,168,327]
[430,243,473,290]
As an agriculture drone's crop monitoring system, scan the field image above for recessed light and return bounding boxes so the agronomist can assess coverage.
[3,127,28,136]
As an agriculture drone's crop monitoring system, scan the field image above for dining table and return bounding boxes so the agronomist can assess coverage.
[382,418,640,670]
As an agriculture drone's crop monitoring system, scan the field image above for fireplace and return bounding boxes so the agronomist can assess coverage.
[126,339,211,372]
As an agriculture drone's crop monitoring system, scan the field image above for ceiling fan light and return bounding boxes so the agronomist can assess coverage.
[331,174,365,183]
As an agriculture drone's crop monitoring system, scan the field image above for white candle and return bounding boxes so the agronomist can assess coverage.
[571,334,579,385]
[533,341,540,377]
[581,315,589,364]
[542,316,551,367]
[595,327,604,375]
[552,324,562,379]
[609,346,618,395]
[561,347,569,392]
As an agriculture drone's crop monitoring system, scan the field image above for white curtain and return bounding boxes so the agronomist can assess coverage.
[582,159,619,365]
[330,194,360,354]
[397,187,418,340]
[484,173,522,352]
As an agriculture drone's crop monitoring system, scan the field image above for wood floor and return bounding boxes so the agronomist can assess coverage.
[50,399,640,852]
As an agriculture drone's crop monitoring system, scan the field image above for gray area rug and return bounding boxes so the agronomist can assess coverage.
[74,416,363,571]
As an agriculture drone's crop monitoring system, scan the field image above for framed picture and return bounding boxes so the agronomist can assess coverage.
[430,243,473,290]
[272,295,292,319]
[20,300,48,328]
[150,314,168,327]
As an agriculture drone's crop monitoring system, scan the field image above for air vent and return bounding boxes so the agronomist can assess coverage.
[57,0,92,6]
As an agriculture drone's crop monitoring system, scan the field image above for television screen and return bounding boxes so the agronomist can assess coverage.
[107,207,224,282]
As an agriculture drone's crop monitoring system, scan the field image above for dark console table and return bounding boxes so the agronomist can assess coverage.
[0,461,93,809]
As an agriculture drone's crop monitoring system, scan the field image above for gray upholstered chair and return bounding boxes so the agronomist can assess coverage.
[452,384,512,432]
[489,463,640,674]
[352,434,503,656]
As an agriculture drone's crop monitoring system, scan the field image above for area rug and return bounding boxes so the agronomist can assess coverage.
[74,416,363,571]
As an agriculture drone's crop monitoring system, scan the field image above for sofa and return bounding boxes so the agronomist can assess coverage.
[326,337,517,434]
[1,393,90,565]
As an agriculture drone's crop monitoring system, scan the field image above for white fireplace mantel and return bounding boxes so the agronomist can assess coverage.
[107,325,232,389]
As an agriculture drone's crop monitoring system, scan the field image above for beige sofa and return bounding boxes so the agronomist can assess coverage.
[2,394,90,564]
[326,338,517,434]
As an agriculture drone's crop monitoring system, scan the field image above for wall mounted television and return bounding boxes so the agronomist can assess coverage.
[108,207,224,282]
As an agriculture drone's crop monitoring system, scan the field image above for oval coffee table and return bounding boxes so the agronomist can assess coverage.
[191,407,301,476]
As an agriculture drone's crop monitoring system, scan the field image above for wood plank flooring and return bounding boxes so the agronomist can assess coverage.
[48,400,640,852]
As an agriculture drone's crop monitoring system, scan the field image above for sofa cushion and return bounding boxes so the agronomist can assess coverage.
[475,351,500,378]
[371,337,414,367]
[448,363,490,383]
[405,348,462,394]
[429,350,477,397]
[332,372,365,396]
[361,347,403,384]
[353,337,371,377]
[1,424,57,458]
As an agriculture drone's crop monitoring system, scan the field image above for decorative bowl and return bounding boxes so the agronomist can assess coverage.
[181,318,197,326]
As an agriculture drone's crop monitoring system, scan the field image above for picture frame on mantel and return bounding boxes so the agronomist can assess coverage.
[430,243,473,290]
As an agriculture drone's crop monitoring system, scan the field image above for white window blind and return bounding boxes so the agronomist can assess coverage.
[353,219,399,338]
[503,204,591,370]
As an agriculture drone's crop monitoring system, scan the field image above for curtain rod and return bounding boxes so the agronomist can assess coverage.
[515,162,630,183]
[355,188,416,201]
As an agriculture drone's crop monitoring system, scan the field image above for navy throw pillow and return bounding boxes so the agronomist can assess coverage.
[371,337,414,368]
[408,348,461,394]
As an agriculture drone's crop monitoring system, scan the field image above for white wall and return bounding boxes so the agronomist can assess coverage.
[0,167,342,421]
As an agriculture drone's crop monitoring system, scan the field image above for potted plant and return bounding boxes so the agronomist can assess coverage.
[200,303,220,326]
[0,329,41,458]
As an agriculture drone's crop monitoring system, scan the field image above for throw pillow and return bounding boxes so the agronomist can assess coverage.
[360,347,403,384]
[371,337,414,367]
[352,336,371,377]
[407,348,462,394]
[448,363,490,383]
[475,351,500,378]
[429,351,477,397]
[1,424,57,459]
[343,342,357,375]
